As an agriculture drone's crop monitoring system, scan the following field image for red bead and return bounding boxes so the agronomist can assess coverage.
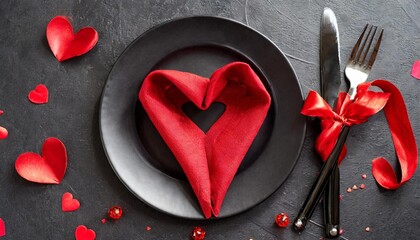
[192,227,206,240]
[275,212,289,228]
[108,206,123,220]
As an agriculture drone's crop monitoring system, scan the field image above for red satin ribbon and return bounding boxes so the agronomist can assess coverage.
[301,80,418,189]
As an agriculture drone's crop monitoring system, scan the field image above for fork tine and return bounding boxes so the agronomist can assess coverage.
[367,28,384,69]
[349,24,368,62]
[360,26,377,64]
[355,25,374,63]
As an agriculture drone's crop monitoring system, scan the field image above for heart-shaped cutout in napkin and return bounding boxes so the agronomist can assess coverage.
[15,137,67,184]
[46,16,98,62]
[28,84,49,104]
[139,62,271,218]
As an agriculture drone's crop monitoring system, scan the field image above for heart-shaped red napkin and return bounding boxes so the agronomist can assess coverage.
[46,16,98,62]
[15,137,67,184]
[62,192,80,212]
[139,62,271,218]
[75,225,96,240]
[28,84,49,104]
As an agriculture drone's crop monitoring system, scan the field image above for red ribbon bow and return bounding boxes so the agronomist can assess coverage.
[301,80,418,189]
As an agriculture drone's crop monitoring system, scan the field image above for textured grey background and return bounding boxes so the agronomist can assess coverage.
[0,0,419,239]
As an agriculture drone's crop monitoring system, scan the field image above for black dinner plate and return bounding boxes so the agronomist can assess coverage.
[100,16,306,219]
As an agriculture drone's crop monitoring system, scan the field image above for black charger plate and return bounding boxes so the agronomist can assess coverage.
[100,16,306,219]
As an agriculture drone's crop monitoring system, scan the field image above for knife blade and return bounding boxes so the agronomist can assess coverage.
[320,8,341,108]
[320,7,341,239]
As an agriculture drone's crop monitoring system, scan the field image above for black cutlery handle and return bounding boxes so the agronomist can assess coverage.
[324,166,340,238]
[293,125,350,232]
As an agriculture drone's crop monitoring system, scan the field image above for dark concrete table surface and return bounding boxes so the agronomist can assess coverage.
[1,1,419,239]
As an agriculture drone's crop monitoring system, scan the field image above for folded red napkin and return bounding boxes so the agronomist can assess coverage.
[139,62,271,218]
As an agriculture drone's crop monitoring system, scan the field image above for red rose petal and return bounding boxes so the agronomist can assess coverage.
[0,218,5,237]
[0,126,8,140]
[15,137,67,184]
[61,192,80,212]
[28,84,49,104]
[411,60,420,80]
[46,16,99,62]
[75,225,96,240]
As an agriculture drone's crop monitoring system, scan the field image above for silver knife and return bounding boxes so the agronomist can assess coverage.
[320,8,341,238]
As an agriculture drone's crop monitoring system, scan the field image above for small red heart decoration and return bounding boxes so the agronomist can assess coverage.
[0,218,5,237]
[46,16,98,62]
[75,225,96,240]
[411,60,420,80]
[28,84,49,104]
[62,192,80,212]
[15,137,67,184]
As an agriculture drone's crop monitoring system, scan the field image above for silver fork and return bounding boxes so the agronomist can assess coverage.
[324,24,384,238]
[294,24,384,233]
[346,24,384,100]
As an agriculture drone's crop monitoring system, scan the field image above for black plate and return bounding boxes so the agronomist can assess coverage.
[100,16,306,219]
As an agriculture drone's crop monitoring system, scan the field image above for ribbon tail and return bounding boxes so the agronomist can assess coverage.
[372,157,400,189]
[370,80,418,189]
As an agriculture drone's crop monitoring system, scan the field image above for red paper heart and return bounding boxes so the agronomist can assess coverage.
[46,16,98,62]
[0,110,7,140]
[15,137,67,184]
[0,126,8,140]
[411,60,420,80]
[62,192,80,212]
[28,84,49,104]
[75,225,96,240]
[0,218,5,237]
[139,62,271,218]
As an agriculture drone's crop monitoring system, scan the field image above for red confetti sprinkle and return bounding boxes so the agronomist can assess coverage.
[339,194,343,201]
[28,84,49,104]
[352,184,358,190]
[108,206,123,220]
[101,219,106,224]
[15,137,67,184]
[411,60,420,80]
[0,218,5,237]
[75,225,96,240]
[339,228,343,235]
[0,126,8,140]
[346,187,352,193]
[362,174,367,179]
[275,212,290,228]
[61,192,80,212]
[365,227,371,232]
[46,16,99,62]
[360,183,365,189]
[192,227,206,240]
[146,226,151,231]
[0,110,3,115]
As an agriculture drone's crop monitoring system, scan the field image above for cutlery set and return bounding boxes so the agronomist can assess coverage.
[294,8,384,238]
